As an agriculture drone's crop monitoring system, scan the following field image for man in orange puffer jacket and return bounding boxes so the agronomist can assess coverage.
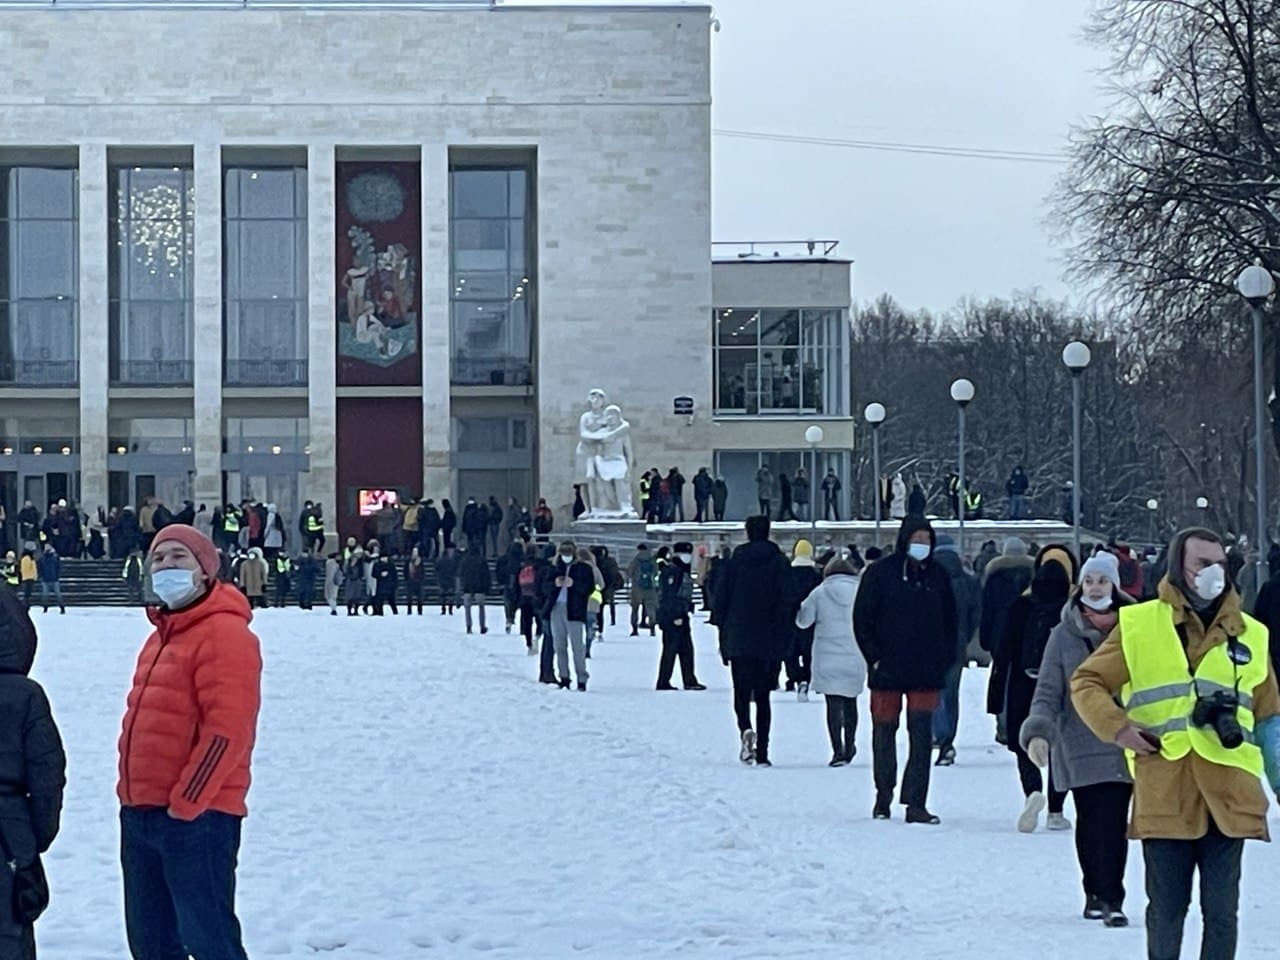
[117,524,261,960]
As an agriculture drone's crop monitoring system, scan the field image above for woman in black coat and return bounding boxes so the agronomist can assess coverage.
[441,500,458,550]
[0,584,66,959]
[999,543,1078,833]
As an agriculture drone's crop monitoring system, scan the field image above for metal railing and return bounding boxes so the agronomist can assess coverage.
[112,359,193,387]
[224,358,308,386]
[0,359,78,386]
[451,356,533,387]
[712,240,842,260]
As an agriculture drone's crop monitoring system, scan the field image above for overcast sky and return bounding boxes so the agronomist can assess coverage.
[708,0,1111,313]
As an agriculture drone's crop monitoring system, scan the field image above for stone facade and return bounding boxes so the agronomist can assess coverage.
[0,2,712,526]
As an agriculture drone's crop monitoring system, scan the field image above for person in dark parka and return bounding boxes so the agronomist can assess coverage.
[981,537,1036,741]
[714,515,792,766]
[655,541,705,691]
[854,515,955,824]
[781,539,823,699]
[0,584,66,960]
[1000,544,1079,832]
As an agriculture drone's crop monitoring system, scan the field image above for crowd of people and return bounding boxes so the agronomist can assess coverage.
[6,489,1280,960]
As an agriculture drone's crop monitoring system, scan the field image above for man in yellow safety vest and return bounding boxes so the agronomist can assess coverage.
[1072,526,1280,960]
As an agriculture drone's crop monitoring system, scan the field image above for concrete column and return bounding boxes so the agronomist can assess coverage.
[77,143,109,513]
[306,144,337,518]
[192,142,222,504]
[421,144,452,499]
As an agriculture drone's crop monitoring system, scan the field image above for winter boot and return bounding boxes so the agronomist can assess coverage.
[873,795,892,820]
[1102,905,1128,928]
[905,806,941,825]
[1017,792,1047,834]
[1046,812,1072,831]
[1083,895,1105,920]
[935,745,956,766]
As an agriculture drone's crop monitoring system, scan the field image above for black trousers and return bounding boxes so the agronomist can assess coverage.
[657,621,698,687]
[1143,818,1244,960]
[871,690,938,809]
[1072,782,1131,906]
[731,657,775,761]
[825,694,858,759]
[1016,750,1067,814]
[405,584,423,613]
[519,597,538,648]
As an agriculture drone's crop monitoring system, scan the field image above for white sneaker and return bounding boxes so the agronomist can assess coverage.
[739,729,757,764]
[1018,791,1046,833]
[1046,812,1073,831]
[797,682,810,703]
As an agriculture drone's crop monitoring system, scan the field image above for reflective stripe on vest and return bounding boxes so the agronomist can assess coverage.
[224,513,240,533]
[1118,599,1267,777]
[306,516,322,532]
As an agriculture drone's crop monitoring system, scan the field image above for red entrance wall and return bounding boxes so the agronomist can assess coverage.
[335,397,423,542]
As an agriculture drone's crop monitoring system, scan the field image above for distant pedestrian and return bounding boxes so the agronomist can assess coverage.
[435,546,459,615]
[460,544,491,634]
[36,544,65,614]
[343,549,367,616]
[854,516,954,823]
[823,469,843,521]
[627,544,659,636]
[782,540,822,700]
[404,547,425,615]
[755,464,773,518]
[655,541,705,691]
[1007,465,1030,520]
[797,552,867,766]
[121,549,145,605]
[711,476,729,522]
[714,515,791,766]
[324,552,342,616]
[372,552,399,615]
[693,468,713,523]
[544,540,592,690]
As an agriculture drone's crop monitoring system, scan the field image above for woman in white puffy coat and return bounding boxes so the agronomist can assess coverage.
[796,553,868,767]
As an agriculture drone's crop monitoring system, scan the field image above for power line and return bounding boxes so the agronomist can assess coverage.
[713,128,1069,165]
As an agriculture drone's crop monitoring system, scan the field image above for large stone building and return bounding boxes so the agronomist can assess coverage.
[0,0,853,539]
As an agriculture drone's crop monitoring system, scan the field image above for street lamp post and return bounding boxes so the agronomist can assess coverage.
[1063,341,1092,561]
[950,379,975,557]
[804,425,824,546]
[864,402,886,543]
[1237,263,1276,595]
[1146,498,1159,545]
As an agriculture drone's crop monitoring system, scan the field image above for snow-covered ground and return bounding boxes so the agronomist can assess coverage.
[27,604,1280,958]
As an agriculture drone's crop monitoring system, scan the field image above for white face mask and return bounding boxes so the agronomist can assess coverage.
[1080,593,1113,612]
[1194,563,1227,602]
[907,542,931,562]
[560,553,573,563]
[676,553,693,565]
[151,568,202,609]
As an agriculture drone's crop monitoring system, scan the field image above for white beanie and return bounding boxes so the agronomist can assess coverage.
[1080,552,1121,589]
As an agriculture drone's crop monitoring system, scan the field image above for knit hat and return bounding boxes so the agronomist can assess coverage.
[793,539,814,561]
[1002,537,1029,557]
[149,524,220,580]
[1080,552,1121,589]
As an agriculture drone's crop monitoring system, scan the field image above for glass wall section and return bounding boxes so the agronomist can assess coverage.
[713,449,849,522]
[449,161,534,386]
[221,417,310,525]
[0,167,78,385]
[223,167,308,385]
[106,417,195,511]
[109,166,194,385]
[713,308,848,416]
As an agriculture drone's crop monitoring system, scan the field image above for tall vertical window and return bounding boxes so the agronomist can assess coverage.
[0,167,78,386]
[223,166,308,385]
[449,162,533,386]
[110,166,194,385]
[714,308,848,416]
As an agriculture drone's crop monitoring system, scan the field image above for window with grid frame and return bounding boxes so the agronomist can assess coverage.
[109,166,194,385]
[0,166,79,386]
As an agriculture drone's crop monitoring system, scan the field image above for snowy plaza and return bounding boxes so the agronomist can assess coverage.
[26,605,1280,959]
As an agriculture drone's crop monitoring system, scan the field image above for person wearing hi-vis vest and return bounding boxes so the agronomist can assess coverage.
[1071,527,1280,960]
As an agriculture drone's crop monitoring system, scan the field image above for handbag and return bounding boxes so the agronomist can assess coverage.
[0,826,49,925]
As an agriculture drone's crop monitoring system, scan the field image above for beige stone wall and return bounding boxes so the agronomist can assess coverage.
[0,4,712,517]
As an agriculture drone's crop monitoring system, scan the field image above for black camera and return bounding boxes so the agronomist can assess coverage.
[1192,690,1244,749]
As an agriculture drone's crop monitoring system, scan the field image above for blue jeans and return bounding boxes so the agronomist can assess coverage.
[1008,494,1026,520]
[120,807,249,960]
[39,580,63,609]
[932,663,963,750]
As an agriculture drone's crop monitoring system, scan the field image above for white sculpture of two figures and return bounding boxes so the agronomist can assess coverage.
[576,388,638,519]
